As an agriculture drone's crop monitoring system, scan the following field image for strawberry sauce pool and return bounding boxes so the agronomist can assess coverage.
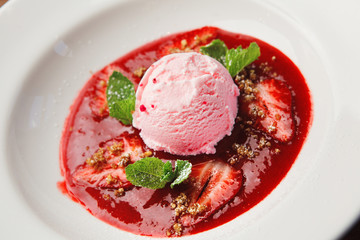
[59,27,312,237]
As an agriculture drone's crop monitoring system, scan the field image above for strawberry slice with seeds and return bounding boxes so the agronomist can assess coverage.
[88,65,121,118]
[73,134,144,189]
[243,79,294,142]
[180,160,242,226]
[158,26,217,57]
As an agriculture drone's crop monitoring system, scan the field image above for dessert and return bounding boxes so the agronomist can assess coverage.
[59,26,312,237]
[133,52,239,155]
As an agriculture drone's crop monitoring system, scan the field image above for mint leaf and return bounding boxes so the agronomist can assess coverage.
[125,158,192,189]
[200,39,228,65]
[125,157,170,189]
[170,160,192,189]
[200,40,260,78]
[161,161,175,182]
[225,42,260,77]
[106,71,135,125]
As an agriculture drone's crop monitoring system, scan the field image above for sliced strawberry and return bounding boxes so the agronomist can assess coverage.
[88,65,121,118]
[158,26,218,57]
[242,79,294,142]
[73,134,144,189]
[73,167,130,189]
[180,160,242,226]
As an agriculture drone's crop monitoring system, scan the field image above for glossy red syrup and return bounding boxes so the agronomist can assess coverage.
[59,27,312,237]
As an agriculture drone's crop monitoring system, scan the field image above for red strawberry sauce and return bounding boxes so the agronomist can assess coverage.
[59,27,312,237]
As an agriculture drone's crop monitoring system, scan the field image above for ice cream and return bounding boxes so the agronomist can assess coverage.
[132,52,239,155]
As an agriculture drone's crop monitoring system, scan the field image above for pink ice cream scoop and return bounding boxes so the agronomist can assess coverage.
[132,52,239,155]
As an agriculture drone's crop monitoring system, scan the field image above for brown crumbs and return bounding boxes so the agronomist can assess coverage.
[232,143,255,159]
[140,151,153,158]
[228,155,239,165]
[86,148,106,170]
[172,193,189,217]
[181,39,188,49]
[246,120,253,125]
[114,188,125,197]
[107,141,124,156]
[258,136,271,150]
[118,153,131,167]
[267,122,277,134]
[103,194,110,200]
[173,223,183,236]
[106,174,118,185]
[99,80,106,87]
[198,34,212,43]
[133,67,147,78]
[259,62,272,74]
[234,67,258,102]
[187,203,207,216]
[168,48,182,54]
[250,105,265,119]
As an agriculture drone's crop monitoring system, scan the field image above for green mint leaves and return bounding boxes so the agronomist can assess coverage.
[199,39,228,65]
[225,43,261,77]
[170,160,192,188]
[125,158,192,189]
[200,40,260,77]
[106,71,135,125]
[125,157,171,189]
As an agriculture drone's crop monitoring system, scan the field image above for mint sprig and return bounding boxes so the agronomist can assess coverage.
[125,157,192,189]
[199,39,227,65]
[200,40,260,77]
[106,71,135,125]
[170,160,192,188]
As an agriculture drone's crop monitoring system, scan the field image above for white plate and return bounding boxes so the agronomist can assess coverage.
[1,0,360,239]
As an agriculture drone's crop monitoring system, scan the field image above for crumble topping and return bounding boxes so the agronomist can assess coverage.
[99,80,107,87]
[171,193,189,217]
[181,39,188,49]
[228,143,255,165]
[257,136,271,150]
[250,105,265,119]
[106,174,118,185]
[267,122,277,134]
[133,67,147,78]
[194,34,212,44]
[235,68,257,102]
[168,192,208,236]
[172,223,183,236]
[86,148,106,170]
[118,153,131,167]
[171,193,206,217]
[232,143,255,159]
[140,150,153,158]
[103,194,110,200]
[107,141,124,156]
[166,223,183,237]
[187,203,207,216]
[114,188,125,197]
[259,62,272,74]
[168,34,212,54]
